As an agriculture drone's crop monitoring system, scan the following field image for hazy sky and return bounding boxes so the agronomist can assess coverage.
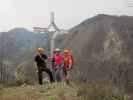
[0,0,133,31]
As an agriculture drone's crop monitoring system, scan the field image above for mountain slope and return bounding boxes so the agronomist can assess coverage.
[63,14,133,87]
[0,28,49,83]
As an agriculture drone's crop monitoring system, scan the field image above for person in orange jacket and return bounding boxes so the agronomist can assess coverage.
[63,49,74,84]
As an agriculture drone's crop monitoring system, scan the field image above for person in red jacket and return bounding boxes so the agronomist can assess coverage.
[51,48,63,82]
[63,49,74,84]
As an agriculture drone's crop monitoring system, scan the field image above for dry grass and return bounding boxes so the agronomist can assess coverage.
[77,84,128,100]
[0,83,77,100]
[0,86,44,100]
[0,83,129,100]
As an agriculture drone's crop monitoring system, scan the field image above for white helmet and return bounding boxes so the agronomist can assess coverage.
[55,48,61,52]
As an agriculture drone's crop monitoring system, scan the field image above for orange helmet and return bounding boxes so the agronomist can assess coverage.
[37,48,44,52]
[64,49,69,53]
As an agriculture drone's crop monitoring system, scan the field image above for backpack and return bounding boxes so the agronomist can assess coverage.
[64,52,74,71]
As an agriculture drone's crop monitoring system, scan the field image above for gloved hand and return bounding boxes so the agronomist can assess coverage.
[48,57,52,61]
[66,65,72,71]
[36,69,38,73]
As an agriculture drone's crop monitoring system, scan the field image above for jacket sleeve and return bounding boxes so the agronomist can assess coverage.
[34,56,38,62]
[42,54,48,60]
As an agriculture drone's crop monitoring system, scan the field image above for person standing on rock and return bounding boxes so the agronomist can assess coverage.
[34,48,54,85]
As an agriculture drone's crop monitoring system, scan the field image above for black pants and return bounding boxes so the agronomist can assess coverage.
[63,67,68,77]
[63,67,70,84]
[38,67,54,85]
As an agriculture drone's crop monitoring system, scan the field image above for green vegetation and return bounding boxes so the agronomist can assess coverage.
[0,83,129,100]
